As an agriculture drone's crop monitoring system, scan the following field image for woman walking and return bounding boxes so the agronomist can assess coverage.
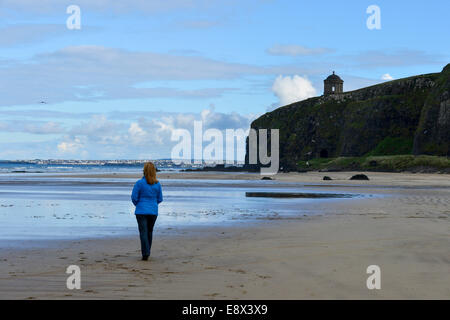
[131,162,163,261]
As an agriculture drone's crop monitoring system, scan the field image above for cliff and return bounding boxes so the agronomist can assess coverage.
[246,64,450,171]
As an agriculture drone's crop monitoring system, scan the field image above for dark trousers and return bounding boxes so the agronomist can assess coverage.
[136,214,157,257]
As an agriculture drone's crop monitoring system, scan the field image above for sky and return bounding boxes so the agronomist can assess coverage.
[0,0,448,160]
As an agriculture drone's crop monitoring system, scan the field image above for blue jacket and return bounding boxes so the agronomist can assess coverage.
[131,177,163,215]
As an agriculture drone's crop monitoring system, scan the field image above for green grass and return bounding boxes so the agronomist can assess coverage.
[366,137,414,156]
[297,155,450,172]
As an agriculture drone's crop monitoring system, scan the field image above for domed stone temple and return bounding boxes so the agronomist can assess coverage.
[324,71,344,95]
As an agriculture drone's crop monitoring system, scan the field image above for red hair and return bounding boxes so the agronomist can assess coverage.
[143,162,158,185]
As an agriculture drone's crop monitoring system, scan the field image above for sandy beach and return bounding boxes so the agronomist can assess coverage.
[0,171,449,299]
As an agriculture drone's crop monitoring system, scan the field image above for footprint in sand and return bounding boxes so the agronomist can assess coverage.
[204,293,220,297]
[84,290,98,294]
[229,268,246,274]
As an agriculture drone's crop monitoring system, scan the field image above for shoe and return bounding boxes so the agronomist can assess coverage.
[142,255,149,261]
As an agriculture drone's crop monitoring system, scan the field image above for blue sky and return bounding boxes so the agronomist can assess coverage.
[0,0,448,159]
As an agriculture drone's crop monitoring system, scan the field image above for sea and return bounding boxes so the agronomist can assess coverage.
[0,161,364,247]
[0,160,186,174]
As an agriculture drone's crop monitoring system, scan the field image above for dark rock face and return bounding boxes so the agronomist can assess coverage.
[413,64,450,156]
[349,174,369,180]
[246,64,450,171]
[323,176,333,180]
[261,176,273,180]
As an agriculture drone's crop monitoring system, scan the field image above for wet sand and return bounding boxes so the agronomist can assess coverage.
[0,171,449,299]
[39,170,450,186]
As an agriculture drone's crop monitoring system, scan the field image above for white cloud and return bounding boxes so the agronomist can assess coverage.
[128,122,148,145]
[69,114,125,138]
[272,75,317,106]
[0,45,260,106]
[43,108,255,159]
[267,44,333,56]
[381,73,394,80]
[200,105,251,130]
[57,137,85,154]
[0,44,340,107]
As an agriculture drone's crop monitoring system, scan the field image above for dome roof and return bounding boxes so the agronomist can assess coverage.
[325,71,343,82]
